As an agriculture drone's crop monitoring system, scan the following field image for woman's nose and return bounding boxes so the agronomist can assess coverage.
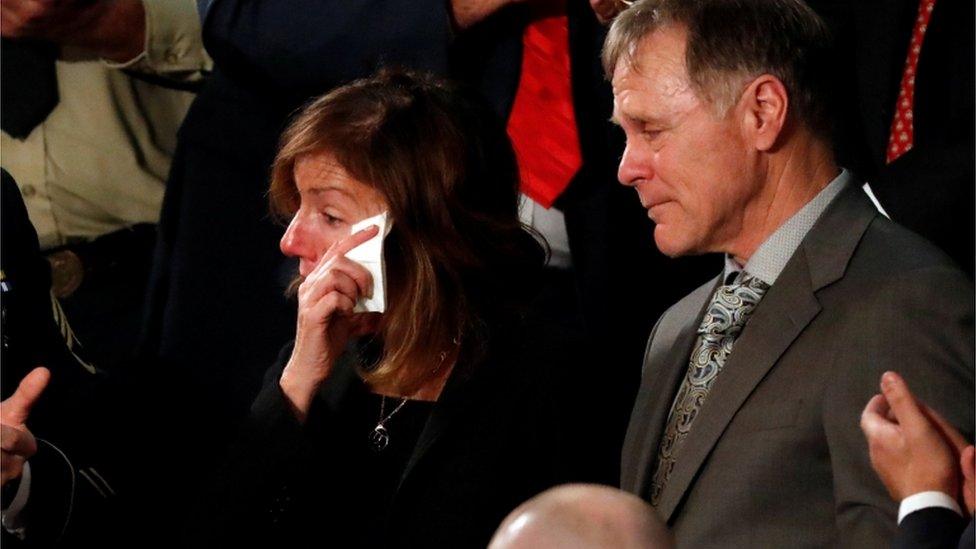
[279,214,307,259]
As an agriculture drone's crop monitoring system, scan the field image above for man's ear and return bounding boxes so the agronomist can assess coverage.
[739,75,788,152]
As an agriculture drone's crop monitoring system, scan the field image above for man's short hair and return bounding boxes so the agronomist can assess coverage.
[603,0,834,138]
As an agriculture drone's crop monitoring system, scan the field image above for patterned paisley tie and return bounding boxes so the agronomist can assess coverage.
[649,272,771,505]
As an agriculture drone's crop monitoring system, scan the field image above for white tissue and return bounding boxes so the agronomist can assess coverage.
[347,211,392,313]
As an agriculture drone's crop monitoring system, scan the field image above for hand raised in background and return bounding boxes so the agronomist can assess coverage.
[0,0,145,62]
[1,367,50,486]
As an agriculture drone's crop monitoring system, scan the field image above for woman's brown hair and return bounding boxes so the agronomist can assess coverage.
[270,69,544,394]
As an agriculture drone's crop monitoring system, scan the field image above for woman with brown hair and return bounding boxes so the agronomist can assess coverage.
[193,70,586,546]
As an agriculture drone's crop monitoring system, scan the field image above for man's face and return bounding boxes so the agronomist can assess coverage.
[612,26,759,258]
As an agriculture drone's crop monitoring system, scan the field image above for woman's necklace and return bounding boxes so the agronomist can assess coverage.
[366,336,461,452]
[369,396,409,452]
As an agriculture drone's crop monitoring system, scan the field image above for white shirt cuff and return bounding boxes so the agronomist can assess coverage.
[1,461,32,538]
[898,491,963,524]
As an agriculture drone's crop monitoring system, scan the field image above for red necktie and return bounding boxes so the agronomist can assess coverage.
[506,4,582,208]
[886,0,937,164]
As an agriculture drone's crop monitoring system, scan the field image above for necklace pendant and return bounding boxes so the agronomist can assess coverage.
[370,424,390,452]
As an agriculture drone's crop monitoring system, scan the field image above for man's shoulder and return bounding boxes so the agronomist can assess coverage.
[858,214,965,274]
[805,183,968,292]
[844,213,971,295]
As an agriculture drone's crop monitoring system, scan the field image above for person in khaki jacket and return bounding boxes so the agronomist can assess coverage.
[1,0,210,370]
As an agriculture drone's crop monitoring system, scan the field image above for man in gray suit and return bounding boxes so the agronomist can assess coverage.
[605,0,974,546]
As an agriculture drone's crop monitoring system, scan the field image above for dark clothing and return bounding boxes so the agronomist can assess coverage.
[894,508,972,549]
[1,171,96,402]
[54,224,157,373]
[194,329,589,547]
[452,0,719,483]
[0,171,120,548]
[455,0,718,368]
[819,0,975,276]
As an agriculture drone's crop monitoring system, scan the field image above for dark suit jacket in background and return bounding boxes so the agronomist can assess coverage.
[894,508,973,549]
[1,171,122,548]
[816,0,975,276]
[622,184,974,547]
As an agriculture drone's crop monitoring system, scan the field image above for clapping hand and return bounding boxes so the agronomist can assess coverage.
[860,371,975,515]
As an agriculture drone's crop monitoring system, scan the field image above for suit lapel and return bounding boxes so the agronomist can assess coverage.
[655,249,822,520]
[653,184,878,521]
[624,277,721,494]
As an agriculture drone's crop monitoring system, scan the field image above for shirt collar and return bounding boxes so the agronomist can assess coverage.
[724,169,852,285]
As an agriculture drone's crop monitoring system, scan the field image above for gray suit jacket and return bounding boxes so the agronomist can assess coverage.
[622,184,974,548]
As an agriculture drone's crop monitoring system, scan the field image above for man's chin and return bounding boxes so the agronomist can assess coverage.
[653,227,692,258]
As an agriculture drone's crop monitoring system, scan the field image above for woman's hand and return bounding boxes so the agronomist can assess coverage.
[280,226,379,421]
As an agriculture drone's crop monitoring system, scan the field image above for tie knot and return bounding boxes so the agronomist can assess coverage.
[697,273,770,336]
[731,272,770,292]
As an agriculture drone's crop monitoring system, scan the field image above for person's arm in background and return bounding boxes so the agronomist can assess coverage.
[1,0,145,61]
[0,169,123,546]
[860,371,975,549]
[1,367,116,546]
[1,0,210,77]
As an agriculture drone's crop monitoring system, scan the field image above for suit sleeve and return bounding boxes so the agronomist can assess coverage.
[0,439,119,548]
[823,262,975,548]
[894,508,968,549]
[202,0,454,96]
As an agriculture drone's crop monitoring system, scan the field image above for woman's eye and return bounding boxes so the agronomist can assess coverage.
[319,210,344,227]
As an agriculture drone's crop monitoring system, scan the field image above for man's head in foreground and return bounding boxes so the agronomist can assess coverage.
[489,483,674,549]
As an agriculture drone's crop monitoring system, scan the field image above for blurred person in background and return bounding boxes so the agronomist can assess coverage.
[816,0,975,277]
[1,170,122,547]
[1,0,210,371]
[451,0,718,482]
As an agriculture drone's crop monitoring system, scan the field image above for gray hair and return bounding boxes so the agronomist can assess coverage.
[603,0,834,136]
